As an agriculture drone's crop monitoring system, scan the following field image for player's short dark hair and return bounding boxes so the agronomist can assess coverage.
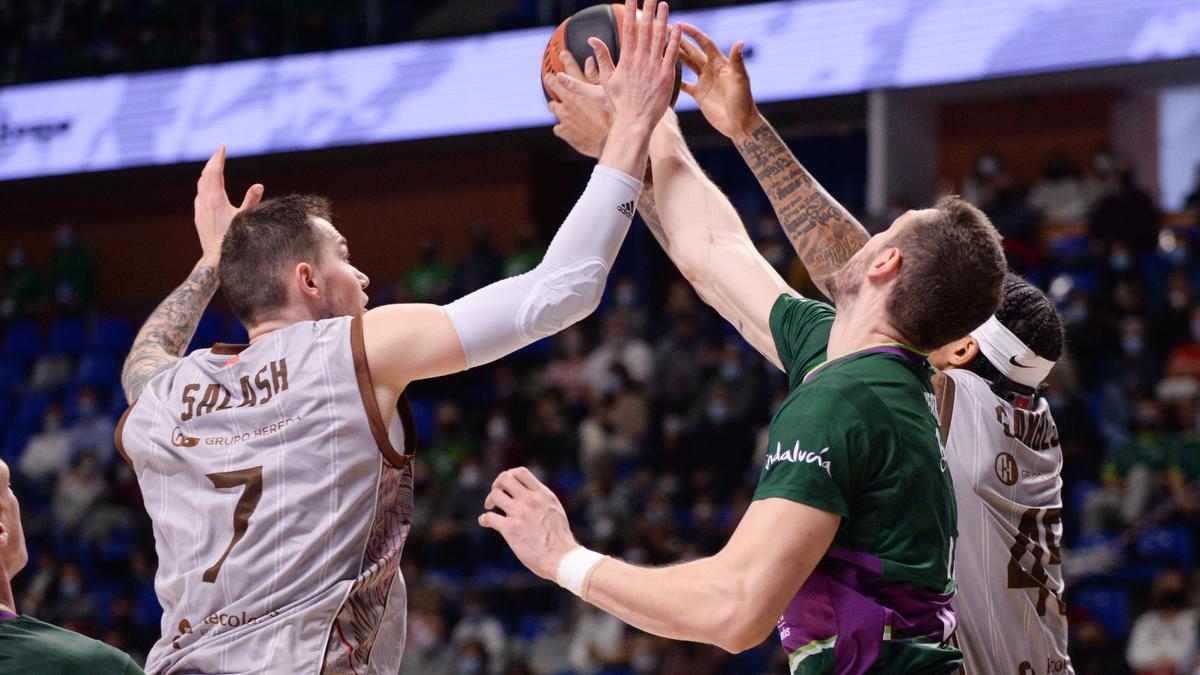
[220,194,331,326]
[888,195,1006,352]
[966,273,1065,383]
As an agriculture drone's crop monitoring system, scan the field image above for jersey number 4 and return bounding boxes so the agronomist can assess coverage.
[202,466,264,583]
[1007,507,1066,617]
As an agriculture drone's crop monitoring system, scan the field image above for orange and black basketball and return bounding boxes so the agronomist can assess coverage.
[541,3,682,104]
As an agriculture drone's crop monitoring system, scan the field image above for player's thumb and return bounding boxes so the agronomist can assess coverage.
[588,38,616,81]
[240,184,265,210]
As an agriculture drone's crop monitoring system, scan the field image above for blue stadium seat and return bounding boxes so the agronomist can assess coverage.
[1136,526,1195,570]
[77,355,119,391]
[2,322,40,361]
[0,359,27,394]
[45,317,85,357]
[15,390,54,431]
[89,316,132,355]
[1075,585,1131,638]
[187,311,223,353]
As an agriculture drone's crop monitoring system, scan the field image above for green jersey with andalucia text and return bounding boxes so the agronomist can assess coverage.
[755,294,961,674]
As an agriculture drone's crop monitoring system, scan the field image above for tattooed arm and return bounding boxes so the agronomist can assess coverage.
[122,265,220,402]
[121,146,263,403]
[677,24,868,297]
[734,118,867,296]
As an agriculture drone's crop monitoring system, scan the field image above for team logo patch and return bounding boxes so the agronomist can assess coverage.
[171,427,200,448]
[995,452,1019,486]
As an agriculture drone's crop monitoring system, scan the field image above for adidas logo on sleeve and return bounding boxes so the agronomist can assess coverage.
[617,200,634,218]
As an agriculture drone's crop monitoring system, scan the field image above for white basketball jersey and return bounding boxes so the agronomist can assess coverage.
[936,369,1072,675]
[116,316,415,674]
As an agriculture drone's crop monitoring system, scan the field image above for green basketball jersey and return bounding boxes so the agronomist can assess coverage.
[754,295,961,674]
[0,615,143,674]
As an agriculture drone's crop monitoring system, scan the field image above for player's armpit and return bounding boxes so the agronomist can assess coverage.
[361,303,468,392]
[583,497,838,653]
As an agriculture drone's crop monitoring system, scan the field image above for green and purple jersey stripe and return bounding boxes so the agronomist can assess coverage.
[758,296,961,674]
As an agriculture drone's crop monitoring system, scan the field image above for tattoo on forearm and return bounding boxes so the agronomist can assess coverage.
[121,264,219,403]
[637,187,670,253]
[737,121,869,294]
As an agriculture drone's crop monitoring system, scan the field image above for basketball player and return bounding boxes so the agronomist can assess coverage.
[485,35,1007,675]
[116,3,681,671]
[551,27,1072,673]
[0,459,142,673]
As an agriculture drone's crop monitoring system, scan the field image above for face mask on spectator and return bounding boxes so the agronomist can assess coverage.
[60,579,82,598]
[616,285,637,306]
[707,401,731,423]
[1121,334,1144,356]
[1109,249,1132,272]
[631,648,659,672]
[1169,290,1190,310]
[976,155,999,178]
[485,417,509,444]
[719,360,742,381]
[456,656,482,675]
[77,399,98,418]
[44,414,63,433]
[1063,301,1089,325]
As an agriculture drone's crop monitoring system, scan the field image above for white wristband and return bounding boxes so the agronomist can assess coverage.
[556,547,606,597]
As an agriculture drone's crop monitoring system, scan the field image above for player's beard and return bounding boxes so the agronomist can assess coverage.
[827,256,866,308]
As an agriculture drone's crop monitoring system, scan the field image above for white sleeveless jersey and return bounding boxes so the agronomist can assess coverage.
[936,369,1072,675]
[116,316,416,674]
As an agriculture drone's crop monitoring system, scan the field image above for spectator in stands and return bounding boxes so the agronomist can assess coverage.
[455,221,504,294]
[1084,145,1121,205]
[1089,164,1161,257]
[1071,616,1126,675]
[18,405,72,484]
[0,459,141,673]
[567,603,629,673]
[582,314,654,392]
[961,150,1005,207]
[1028,152,1091,226]
[1084,397,1169,533]
[69,388,116,468]
[450,593,507,674]
[47,222,96,313]
[405,234,454,303]
[51,453,106,534]
[1157,273,1196,357]
[0,248,44,319]
[1126,569,1198,674]
[503,222,544,277]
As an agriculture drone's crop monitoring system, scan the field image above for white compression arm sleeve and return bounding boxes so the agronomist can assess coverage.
[444,165,642,368]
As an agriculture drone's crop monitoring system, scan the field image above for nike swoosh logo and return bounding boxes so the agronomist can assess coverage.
[1009,355,1032,368]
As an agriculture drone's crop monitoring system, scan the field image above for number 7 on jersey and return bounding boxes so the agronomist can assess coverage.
[202,466,264,583]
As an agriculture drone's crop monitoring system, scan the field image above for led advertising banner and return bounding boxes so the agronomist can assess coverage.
[2,0,1198,181]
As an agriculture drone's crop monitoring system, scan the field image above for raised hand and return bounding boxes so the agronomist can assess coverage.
[478,467,579,582]
[194,145,263,265]
[589,0,681,132]
[545,50,611,159]
[677,23,759,141]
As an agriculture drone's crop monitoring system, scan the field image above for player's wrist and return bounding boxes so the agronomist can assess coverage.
[729,109,767,144]
[555,545,607,599]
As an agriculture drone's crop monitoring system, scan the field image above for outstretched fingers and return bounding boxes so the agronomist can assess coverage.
[588,37,617,82]
[680,22,723,62]
[649,1,669,63]
[729,40,748,76]
[678,34,706,74]
[622,0,638,54]
[662,22,681,73]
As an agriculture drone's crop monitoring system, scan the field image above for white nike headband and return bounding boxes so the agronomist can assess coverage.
[970,315,1056,388]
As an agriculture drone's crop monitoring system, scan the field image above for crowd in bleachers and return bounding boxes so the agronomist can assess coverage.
[2,149,1200,673]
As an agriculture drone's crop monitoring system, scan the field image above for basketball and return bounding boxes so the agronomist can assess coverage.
[541,3,682,104]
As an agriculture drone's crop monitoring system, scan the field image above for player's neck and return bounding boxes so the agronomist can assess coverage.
[0,557,15,614]
[246,306,321,342]
[828,295,911,358]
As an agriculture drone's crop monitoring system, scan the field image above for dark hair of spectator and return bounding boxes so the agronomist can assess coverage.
[888,195,1006,351]
[220,195,332,326]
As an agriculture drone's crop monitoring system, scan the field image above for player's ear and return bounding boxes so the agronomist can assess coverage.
[948,336,979,367]
[867,247,901,280]
[295,262,320,300]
